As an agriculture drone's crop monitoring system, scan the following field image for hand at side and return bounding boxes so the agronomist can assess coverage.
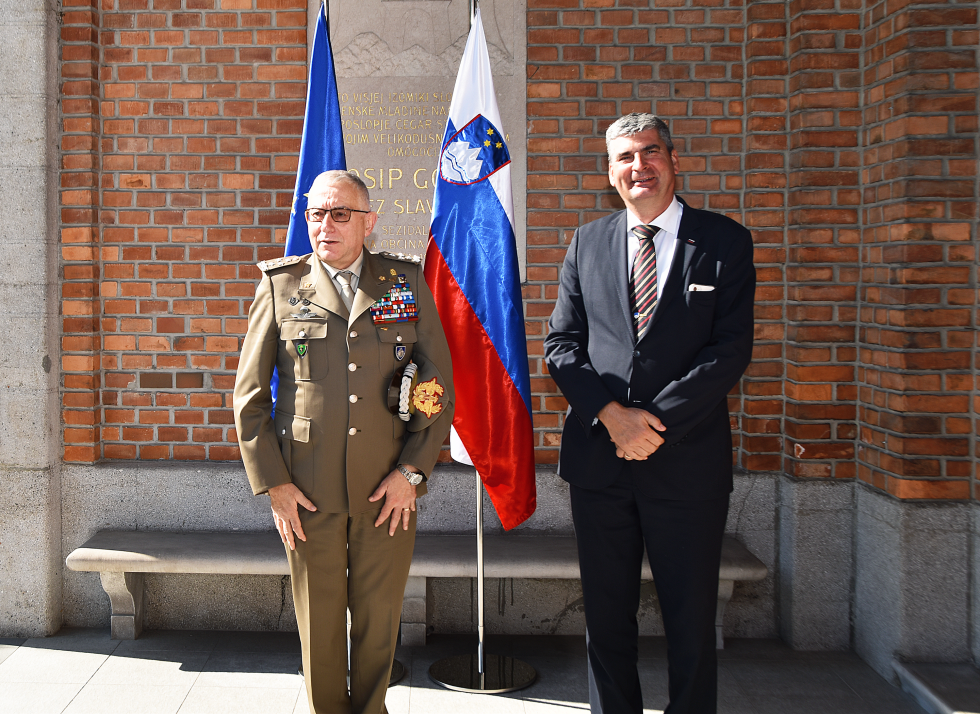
[369,467,419,536]
[268,482,317,551]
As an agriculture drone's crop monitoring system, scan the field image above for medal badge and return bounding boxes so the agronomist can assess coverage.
[371,274,419,325]
[296,343,307,357]
[395,345,407,361]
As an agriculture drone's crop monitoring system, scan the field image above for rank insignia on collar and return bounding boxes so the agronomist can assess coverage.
[395,345,406,361]
[296,344,307,357]
[370,274,419,324]
[412,377,444,418]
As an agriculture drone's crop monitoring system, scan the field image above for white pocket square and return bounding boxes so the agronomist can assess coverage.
[688,284,715,292]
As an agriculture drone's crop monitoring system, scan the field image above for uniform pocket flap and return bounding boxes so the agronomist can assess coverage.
[280,319,328,340]
[274,411,311,443]
[377,324,418,344]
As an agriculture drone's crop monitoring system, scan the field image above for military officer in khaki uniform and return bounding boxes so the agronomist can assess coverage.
[234,170,454,714]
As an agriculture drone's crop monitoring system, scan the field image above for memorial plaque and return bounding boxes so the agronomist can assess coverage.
[312,0,527,271]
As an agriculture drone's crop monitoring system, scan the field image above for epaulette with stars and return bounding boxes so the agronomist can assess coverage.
[256,254,305,272]
[380,251,422,265]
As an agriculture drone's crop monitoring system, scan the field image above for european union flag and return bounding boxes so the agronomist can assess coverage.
[273,5,346,414]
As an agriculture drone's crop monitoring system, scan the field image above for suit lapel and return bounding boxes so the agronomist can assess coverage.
[350,251,392,325]
[609,212,635,344]
[639,201,701,338]
[297,255,348,319]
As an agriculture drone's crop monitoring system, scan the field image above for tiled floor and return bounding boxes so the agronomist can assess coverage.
[0,629,926,714]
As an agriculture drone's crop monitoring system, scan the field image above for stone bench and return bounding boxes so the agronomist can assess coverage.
[66,530,767,648]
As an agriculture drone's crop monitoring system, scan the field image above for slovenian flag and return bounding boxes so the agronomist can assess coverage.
[272,5,346,413]
[424,8,536,530]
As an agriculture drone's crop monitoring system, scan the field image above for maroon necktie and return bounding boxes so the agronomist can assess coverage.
[630,224,659,337]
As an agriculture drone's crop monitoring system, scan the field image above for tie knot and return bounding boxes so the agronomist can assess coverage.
[337,270,352,286]
[632,224,657,241]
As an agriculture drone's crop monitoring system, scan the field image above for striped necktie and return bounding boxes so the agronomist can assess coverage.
[630,224,659,337]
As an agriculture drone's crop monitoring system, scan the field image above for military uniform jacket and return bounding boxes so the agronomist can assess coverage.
[234,250,455,514]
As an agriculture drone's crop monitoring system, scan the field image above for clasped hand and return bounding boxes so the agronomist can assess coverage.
[597,401,666,461]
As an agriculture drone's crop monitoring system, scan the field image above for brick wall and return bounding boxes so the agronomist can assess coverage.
[62,0,308,461]
[59,0,979,504]
[859,0,979,497]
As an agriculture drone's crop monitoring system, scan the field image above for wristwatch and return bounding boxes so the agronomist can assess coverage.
[397,464,424,486]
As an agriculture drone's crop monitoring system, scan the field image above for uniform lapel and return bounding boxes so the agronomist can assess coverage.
[297,255,348,319]
[349,251,393,325]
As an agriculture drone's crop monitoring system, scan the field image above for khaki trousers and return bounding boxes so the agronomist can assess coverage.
[287,508,416,714]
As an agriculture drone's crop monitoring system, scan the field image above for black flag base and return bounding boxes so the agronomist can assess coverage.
[428,653,537,694]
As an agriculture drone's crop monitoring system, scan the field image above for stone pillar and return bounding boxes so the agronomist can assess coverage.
[855,486,972,677]
[778,477,854,649]
[0,0,62,636]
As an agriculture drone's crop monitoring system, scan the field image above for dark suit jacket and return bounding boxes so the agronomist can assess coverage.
[544,198,755,501]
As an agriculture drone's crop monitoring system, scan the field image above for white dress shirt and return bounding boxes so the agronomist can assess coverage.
[625,196,683,299]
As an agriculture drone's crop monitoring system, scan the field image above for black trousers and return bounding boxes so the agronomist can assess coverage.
[570,475,730,714]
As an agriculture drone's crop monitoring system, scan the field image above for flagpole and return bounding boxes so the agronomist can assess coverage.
[424,0,536,695]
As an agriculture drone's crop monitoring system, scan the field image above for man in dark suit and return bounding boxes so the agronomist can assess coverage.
[544,113,755,714]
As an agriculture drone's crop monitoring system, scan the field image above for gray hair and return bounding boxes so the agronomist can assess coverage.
[605,113,674,157]
[308,170,370,209]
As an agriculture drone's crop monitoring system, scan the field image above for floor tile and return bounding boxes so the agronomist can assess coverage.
[213,630,301,654]
[177,685,301,714]
[0,647,109,684]
[0,681,84,713]
[0,642,22,666]
[88,650,209,686]
[21,628,118,655]
[62,683,191,714]
[905,663,980,714]
[195,650,304,689]
[113,630,218,654]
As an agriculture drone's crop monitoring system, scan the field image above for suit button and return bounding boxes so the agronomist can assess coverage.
[634,350,640,357]
[348,362,356,372]
[349,330,357,338]
[348,427,357,436]
[349,394,357,403]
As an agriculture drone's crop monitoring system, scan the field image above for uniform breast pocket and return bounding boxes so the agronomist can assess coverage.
[280,319,329,381]
[377,324,418,377]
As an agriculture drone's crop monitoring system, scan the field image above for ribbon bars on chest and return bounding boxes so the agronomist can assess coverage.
[371,273,418,324]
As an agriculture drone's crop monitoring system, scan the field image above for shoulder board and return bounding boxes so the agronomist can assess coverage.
[256,254,305,273]
[380,251,422,265]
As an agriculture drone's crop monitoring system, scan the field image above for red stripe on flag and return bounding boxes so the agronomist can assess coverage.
[424,239,536,530]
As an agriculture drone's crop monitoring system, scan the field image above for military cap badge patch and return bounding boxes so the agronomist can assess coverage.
[411,377,444,419]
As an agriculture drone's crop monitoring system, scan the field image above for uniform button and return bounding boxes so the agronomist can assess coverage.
[349,394,357,403]
[634,350,641,357]
[396,335,403,342]
[348,427,357,436]
[281,429,286,435]
[299,330,307,339]
[348,362,356,372]
[349,330,357,338]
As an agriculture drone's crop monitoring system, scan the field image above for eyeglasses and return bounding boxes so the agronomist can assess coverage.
[305,206,370,223]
